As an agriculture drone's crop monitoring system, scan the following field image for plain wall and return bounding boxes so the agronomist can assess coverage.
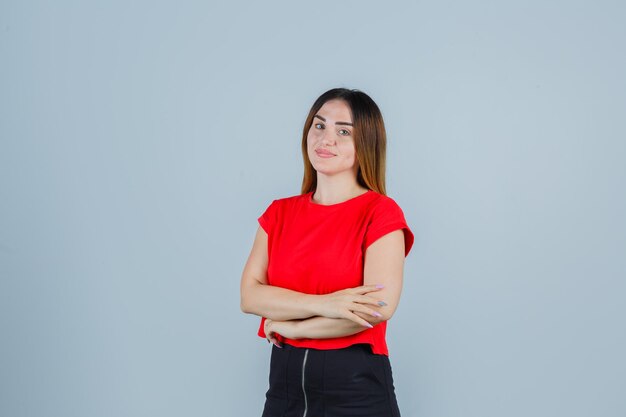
[1,1,625,416]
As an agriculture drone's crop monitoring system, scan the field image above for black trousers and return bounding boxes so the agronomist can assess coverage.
[262,343,401,417]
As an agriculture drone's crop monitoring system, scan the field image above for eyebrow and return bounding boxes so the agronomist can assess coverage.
[314,114,353,126]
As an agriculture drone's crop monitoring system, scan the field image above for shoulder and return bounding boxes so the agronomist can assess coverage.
[365,191,407,215]
[362,191,414,256]
[260,192,309,216]
[266,192,308,208]
[275,192,307,204]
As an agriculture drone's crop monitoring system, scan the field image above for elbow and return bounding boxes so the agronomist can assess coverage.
[357,311,388,326]
[240,278,267,315]
[240,282,262,315]
[240,290,252,314]
[379,307,397,323]
[373,314,389,326]
[240,293,255,314]
[371,308,396,325]
[240,280,256,314]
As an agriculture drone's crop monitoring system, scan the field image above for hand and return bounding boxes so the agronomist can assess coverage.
[316,284,386,328]
[264,318,282,348]
[263,319,283,348]
[265,319,302,348]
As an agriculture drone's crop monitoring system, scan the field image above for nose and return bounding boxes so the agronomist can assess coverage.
[321,128,335,145]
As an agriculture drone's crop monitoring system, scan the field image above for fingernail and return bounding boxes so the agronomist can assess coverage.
[274,343,282,348]
[373,312,382,317]
[364,322,374,328]
[378,301,387,306]
[376,284,385,289]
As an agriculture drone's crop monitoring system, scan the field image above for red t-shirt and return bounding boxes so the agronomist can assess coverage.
[256,189,414,356]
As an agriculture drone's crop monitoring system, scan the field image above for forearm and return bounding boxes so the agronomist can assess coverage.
[292,312,384,339]
[241,282,320,321]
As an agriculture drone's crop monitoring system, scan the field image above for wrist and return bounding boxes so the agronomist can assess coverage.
[276,319,303,339]
[290,319,303,339]
[300,293,323,317]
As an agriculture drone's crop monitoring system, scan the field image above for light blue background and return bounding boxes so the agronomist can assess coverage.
[1,1,625,416]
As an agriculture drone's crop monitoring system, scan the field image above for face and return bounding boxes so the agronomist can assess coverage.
[306,99,358,178]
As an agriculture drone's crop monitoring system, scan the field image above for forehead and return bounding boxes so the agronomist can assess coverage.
[317,99,352,122]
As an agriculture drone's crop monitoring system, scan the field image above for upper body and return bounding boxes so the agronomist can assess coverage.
[255,188,414,355]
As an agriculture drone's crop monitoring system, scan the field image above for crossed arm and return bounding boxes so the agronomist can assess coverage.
[240,226,406,344]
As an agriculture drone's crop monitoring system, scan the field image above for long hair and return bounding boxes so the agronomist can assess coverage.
[300,88,388,195]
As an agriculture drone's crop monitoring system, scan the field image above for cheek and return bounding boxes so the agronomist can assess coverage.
[307,129,318,144]
[340,142,356,156]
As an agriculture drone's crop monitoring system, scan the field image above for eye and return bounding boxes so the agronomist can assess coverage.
[339,129,351,136]
[314,123,324,129]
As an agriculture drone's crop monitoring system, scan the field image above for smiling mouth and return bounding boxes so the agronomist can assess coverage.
[315,149,336,156]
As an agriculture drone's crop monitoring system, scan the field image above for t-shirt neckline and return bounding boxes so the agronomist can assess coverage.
[307,189,373,207]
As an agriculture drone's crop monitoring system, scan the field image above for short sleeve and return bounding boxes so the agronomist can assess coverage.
[363,197,415,257]
[257,199,277,235]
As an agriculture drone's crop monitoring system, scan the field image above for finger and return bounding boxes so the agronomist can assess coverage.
[353,294,387,307]
[267,330,282,348]
[351,303,383,319]
[351,284,385,294]
[346,311,375,329]
[270,336,282,348]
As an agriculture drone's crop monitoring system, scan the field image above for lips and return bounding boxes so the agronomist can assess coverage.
[315,148,336,156]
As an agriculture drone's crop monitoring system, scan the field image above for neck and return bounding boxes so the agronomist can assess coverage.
[312,175,368,205]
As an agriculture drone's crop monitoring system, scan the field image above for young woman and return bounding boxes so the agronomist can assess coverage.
[240,87,414,417]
